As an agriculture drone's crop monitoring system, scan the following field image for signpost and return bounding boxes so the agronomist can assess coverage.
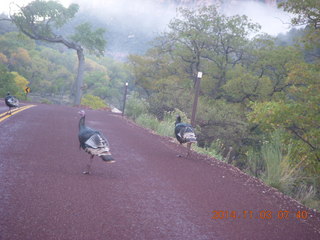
[187,71,202,154]
[191,72,202,126]
[122,82,128,117]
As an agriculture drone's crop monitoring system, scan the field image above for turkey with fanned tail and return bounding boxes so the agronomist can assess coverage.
[5,92,19,114]
[78,110,115,174]
[174,115,197,157]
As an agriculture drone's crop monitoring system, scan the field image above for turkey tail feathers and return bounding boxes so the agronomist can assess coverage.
[101,154,115,162]
[182,126,197,143]
[184,132,197,143]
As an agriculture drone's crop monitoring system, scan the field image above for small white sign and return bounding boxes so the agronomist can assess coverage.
[197,72,203,78]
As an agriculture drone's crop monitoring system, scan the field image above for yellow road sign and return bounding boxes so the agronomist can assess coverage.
[25,87,31,93]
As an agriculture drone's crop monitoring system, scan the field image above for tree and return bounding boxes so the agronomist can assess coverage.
[279,0,320,29]
[0,64,18,96]
[155,6,260,98]
[279,0,320,59]
[0,32,35,56]
[9,0,106,105]
[248,61,320,170]
[128,6,263,155]
[0,13,17,34]
[128,49,193,118]
[223,36,303,103]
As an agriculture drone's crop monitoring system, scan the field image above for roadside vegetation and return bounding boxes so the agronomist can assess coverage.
[1,0,319,210]
[125,1,320,210]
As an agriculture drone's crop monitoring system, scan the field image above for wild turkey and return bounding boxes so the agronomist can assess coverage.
[78,110,115,174]
[175,115,197,157]
[5,92,19,114]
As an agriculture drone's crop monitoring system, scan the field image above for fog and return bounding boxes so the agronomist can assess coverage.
[69,0,293,35]
[221,1,293,36]
[0,0,295,56]
[0,0,294,35]
[73,0,176,33]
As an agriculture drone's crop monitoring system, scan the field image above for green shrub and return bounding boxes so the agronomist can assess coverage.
[125,93,149,120]
[81,94,107,110]
[134,109,190,139]
[0,64,19,97]
[136,113,159,131]
[157,120,174,137]
[156,110,179,137]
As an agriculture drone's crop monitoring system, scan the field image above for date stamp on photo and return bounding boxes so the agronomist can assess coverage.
[211,210,308,220]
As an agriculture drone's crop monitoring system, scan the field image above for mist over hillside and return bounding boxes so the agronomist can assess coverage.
[68,0,176,59]
[65,0,293,59]
[0,0,290,60]
[0,0,293,59]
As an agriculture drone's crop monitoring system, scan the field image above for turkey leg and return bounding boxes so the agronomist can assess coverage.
[83,156,94,174]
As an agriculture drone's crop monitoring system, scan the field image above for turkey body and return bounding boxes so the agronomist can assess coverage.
[174,116,197,144]
[174,115,197,158]
[78,110,114,174]
[5,93,19,114]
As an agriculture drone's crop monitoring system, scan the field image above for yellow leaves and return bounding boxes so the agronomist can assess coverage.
[10,48,31,66]
[11,72,30,91]
[81,94,107,110]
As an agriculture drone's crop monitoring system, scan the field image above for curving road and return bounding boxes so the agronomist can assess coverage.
[0,102,319,240]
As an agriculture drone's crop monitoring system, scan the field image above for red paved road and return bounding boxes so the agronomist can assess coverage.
[0,102,319,240]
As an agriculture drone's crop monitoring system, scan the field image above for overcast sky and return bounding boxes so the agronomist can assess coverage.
[0,0,294,36]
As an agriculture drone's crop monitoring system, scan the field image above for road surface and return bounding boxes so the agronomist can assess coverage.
[0,102,319,240]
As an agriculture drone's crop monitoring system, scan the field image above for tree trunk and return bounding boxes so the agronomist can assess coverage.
[74,47,85,105]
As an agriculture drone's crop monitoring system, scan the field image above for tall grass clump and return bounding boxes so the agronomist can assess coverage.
[135,109,186,138]
[136,113,159,132]
[260,129,299,192]
[156,111,177,137]
[157,108,194,137]
[250,129,320,210]
[294,181,317,207]
[261,131,283,189]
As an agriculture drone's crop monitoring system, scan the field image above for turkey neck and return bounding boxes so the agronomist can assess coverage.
[175,117,181,125]
[79,116,86,130]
